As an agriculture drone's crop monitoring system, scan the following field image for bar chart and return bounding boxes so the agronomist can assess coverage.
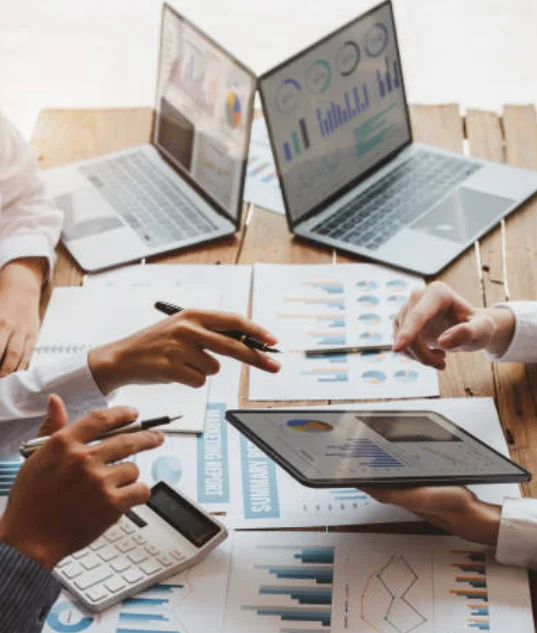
[0,455,22,497]
[116,583,185,633]
[324,439,403,468]
[449,550,490,631]
[282,118,311,162]
[377,57,401,98]
[169,48,218,115]
[316,84,370,138]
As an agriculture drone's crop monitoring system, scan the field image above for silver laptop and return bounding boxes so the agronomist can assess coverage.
[259,0,537,275]
[42,4,256,272]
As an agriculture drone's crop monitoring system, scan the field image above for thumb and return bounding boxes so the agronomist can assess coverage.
[437,314,494,351]
[39,394,68,437]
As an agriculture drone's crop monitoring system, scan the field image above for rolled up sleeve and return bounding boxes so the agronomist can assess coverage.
[490,302,537,363]
[496,498,537,569]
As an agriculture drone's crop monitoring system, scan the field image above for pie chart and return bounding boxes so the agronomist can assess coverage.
[226,92,242,129]
[362,370,387,384]
[151,455,183,485]
[287,419,334,433]
[46,601,94,632]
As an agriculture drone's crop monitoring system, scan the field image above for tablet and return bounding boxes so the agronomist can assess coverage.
[225,409,531,487]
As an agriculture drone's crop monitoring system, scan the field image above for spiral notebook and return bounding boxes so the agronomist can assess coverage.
[33,285,220,433]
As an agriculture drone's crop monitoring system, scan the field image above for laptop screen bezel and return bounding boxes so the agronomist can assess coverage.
[153,3,257,229]
[258,0,413,230]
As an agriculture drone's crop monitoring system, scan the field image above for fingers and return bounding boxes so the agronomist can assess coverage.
[115,482,152,511]
[19,335,37,371]
[0,331,24,376]
[393,282,464,351]
[107,461,141,487]
[39,394,69,437]
[185,349,221,377]
[67,406,140,443]
[404,335,447,369]
[184,324,280,373]
[93,429,164,463]
[186,310,278,346]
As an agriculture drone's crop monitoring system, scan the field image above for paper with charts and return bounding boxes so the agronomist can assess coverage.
[244,118,285,215]
[250,264,439,401]
[42,530,533,633]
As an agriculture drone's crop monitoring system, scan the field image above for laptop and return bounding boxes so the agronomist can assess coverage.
[41,4,256,272]
[258,0,537,276]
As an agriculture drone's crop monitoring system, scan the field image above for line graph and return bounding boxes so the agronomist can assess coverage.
[361,555,428,633]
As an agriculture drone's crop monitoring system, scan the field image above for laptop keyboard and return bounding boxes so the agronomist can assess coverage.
[79,151,218,248]
[311,150,481,250]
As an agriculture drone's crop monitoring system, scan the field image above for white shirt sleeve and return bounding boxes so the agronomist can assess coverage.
[496,498,537,568]
[0,111,62,278]
[0,353,108,424]
[491,302,537,363]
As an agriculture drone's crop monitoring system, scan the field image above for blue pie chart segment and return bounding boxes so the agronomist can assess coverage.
[362,370,387,384]
[46,601,94,632]
[394,369,419,383]
[151,455,183,485]
[287,419,334,433]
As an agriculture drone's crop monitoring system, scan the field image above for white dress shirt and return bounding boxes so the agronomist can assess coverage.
[0,111,62,275]
[493,301,537,568]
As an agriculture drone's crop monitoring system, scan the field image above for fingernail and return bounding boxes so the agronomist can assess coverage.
[151,431,165,443]
[128,407,139,418]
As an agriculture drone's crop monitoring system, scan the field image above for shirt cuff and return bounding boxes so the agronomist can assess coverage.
[489,302,537,363]
[496,498,537,568]
[32,352,109,420]
[0,233,56,281]
[0,541,61,633]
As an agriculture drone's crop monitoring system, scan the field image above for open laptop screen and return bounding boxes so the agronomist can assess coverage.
[259,1,411,225]
[154,5,255,224]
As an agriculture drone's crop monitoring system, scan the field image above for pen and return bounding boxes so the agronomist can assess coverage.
[154,301,281,353]
[305,343,393,357]
[19,414,182,458]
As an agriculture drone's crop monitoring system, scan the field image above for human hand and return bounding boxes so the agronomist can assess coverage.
[363,485,501,545]
[0,395,164,571]
[393,281,515,369]
[0,258,47,376]
[88,309,281,395]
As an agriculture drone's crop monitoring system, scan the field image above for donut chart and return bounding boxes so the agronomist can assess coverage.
[287,419,334,433]
[226,92,242,129]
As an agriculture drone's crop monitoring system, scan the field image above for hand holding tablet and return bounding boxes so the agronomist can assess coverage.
[225,409,530,487]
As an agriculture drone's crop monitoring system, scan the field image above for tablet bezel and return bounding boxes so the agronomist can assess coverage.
[225,408,531,488]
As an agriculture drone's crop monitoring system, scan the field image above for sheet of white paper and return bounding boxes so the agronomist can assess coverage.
[243,118,285,215]
[34,285,219,433]
[249,263,439,401]
[42,531,533,633]
[227,398,521,529]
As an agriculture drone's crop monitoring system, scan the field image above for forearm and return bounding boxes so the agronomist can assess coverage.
[0,257,47,293]
[0,542,60,633]
[484,306,516,357]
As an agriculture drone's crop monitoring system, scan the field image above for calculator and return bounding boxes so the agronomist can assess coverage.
[54,481,228,612]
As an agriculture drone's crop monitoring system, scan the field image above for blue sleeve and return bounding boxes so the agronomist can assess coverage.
[0,541,61,633]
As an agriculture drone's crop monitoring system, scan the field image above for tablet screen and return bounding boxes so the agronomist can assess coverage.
[226,410,528,485]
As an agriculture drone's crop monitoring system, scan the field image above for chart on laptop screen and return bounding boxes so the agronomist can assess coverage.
[260,1,411,223]
[155,6,254,220]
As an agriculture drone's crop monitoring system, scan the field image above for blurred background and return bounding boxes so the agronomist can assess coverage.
[2,0,536,139]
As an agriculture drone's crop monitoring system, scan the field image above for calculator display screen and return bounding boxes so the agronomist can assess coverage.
[147,483,220,547]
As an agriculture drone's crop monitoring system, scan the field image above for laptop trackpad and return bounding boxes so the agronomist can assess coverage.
[411,187,514,243]
[57,187,123,241]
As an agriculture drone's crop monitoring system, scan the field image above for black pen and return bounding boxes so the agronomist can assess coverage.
[19,414,182,458]
[154,301,281,353]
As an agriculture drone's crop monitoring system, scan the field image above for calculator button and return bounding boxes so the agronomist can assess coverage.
[98,546,119,563]
[55,557,71,569]
[89,537,108,552]
[86,585,109,603]
[72,548,91,560]
[127,548,149,564]
[157,554,174,567]
[75,568,113,591]
[62,562,84,579]
[104,527,123,543]
[140,559,163,576]
[117,538,136,553]
[122,568,144,584]
[133,533,147,545]
[120,522,135,535]
[104,577,127,594]
[111,557,131,573]
[170,549,186,561]
[81,554,101,571]
[145,544,160,556]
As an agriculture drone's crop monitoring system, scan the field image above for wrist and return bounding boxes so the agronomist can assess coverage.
[466,499,502,546]
[0,519,60,572]
[0,258,47,295]
[89,340,129,395]
[485,307,516,357]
